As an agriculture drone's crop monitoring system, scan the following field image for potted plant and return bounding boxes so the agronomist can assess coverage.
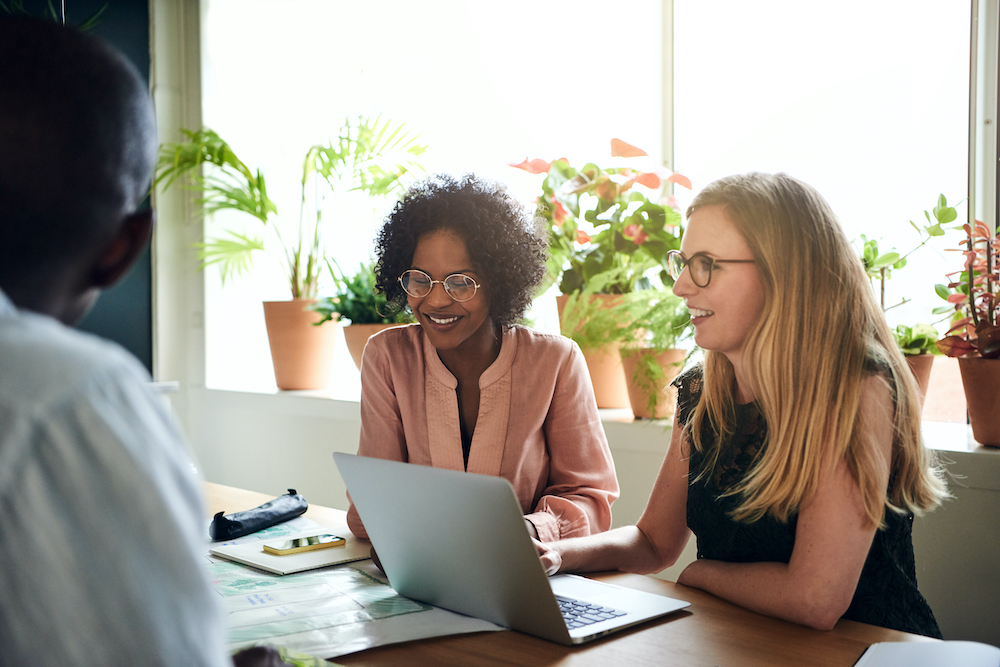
[510,139,692,407]
[617,290,692,420]
[155,115,426,389]
[511,138,691,295]
[557,268,691,415]
[556,269,636,409]
[309,260,413,370]
[934,217,999,445]
[857,195,957,403]
[891,323,940,405]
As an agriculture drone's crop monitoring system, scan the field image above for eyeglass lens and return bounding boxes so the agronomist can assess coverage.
[667,252,713,287]
[400,270,478,301]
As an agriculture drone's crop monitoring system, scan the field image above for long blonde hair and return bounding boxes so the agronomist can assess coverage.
[686,173,948,527]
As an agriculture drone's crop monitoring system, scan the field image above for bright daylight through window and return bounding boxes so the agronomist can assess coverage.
[198,1,971,421]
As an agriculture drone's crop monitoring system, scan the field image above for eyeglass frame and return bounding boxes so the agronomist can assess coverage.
[666,250,755,288]
[398,268,482,302]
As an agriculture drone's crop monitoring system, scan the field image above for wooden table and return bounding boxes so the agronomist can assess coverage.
[206,483,931,667]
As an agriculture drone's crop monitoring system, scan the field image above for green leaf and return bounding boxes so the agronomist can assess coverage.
[932,194,958,225]
[307,115,427,199]
[310,260,413,325]
[893,323,940,356]
[873,251,900,268]
[196,231,266,284]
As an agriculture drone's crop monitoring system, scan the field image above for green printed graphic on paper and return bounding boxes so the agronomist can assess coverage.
[208,561,432,646]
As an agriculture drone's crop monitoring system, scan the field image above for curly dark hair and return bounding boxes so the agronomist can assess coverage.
[374,173,547,330]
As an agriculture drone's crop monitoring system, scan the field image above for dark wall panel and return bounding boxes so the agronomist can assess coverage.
[13,0,155,371]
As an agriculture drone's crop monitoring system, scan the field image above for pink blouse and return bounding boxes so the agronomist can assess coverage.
[345,324,619,542]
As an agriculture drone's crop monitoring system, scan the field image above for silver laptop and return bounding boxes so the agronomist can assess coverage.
[333,452,689,645]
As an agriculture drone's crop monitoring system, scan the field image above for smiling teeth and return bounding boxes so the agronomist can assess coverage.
[688,308,714,318]
[428,315,459,325]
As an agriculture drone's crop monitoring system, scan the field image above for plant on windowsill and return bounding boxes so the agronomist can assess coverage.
[510,138,691,296]
[510,139,692,408]
[558,268,692,415]
[857,195,959,400]
[617,290,692,420]
[309,260,413,370]
[934,215,999,446]
[154,115,426,389]
[556,268,639,409]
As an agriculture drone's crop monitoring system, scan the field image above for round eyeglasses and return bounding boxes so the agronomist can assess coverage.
[398,269,481,302]
[666,250,755,288]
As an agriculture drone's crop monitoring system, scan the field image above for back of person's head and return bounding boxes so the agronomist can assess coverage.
[0,16,157,307]
[685,172,945,525]
[375,173,547,329]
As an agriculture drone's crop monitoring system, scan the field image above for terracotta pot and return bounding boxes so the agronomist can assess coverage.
[621,348,687,420]
[262,299,337,390]
[958,357,1000,447]
[343,323,406,371]
[905,354,934,409]
[556,293,630,409]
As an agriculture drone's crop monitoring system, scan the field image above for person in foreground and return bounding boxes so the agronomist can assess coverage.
[346,173,619,543]
[536,172,949,637]
[0,18,284,667]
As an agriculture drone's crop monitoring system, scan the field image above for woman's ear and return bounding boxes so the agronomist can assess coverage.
[90,209,154,289]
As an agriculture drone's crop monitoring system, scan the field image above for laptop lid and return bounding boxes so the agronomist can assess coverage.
[334,452,688,645]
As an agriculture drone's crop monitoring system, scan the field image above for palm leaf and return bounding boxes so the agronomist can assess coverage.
[195,231,266,284]
[305,116,427,198]
[155,129,276,224]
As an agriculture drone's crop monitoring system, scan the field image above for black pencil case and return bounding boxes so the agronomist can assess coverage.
[209,488,308,541]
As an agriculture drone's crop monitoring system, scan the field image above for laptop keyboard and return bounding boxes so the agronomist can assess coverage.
[555,594,627,629]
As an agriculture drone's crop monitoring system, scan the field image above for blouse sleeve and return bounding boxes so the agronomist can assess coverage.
[531,341,620,541]
[345,335,408,539]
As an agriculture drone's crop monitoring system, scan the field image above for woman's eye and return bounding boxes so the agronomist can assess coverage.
[693,256,714,273]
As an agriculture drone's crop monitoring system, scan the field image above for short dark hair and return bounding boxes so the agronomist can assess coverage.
[374,173,547,330]
[0,17,156,283]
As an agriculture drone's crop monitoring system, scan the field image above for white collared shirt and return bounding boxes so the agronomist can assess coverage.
[0,292,229,666]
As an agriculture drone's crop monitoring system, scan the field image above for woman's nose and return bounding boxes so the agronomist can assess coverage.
[425,281,453,306]
[671,268,696,298]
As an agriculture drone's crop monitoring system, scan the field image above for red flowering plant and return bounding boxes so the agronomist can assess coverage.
[935,218,1000,359]
[510,139,692,295]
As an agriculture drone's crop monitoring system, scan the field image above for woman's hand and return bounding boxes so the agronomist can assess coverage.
[533,537,562,576]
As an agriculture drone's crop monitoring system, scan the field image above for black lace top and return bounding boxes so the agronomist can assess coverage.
[672,366,941,638]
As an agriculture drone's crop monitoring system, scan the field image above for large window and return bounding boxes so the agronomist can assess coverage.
[673,1,970,329]
[672,1,972,422]
[195,1,973,417]
[199,0,663,393]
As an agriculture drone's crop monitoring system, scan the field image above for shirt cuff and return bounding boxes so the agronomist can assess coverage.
[526,511,560,542]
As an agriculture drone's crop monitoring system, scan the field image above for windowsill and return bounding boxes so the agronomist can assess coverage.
[196,323,991,456]
[188,381,993,456]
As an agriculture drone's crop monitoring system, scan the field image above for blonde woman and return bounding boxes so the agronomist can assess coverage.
[537,172,948,637]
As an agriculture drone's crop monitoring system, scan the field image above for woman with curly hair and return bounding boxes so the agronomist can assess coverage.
[346,173,619,542]
[536,172,949,637]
